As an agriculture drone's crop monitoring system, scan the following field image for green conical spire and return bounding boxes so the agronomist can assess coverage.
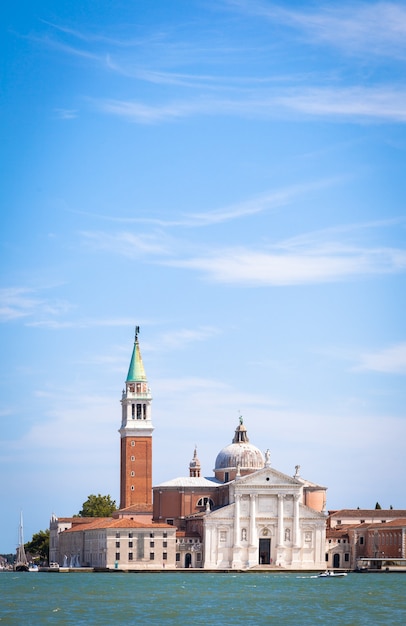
[126,326,147,382]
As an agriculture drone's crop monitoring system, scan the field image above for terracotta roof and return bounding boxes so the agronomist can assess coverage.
[53,517,108,527]
[64,517,174,532]
[326,529,350,538]
[361,518,406,529]
[329,509,406,517]
[176,530,201,538]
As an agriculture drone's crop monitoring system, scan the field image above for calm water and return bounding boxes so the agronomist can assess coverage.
[1,571,405,625]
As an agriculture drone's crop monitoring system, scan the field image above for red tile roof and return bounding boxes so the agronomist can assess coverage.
[64,517,173,532]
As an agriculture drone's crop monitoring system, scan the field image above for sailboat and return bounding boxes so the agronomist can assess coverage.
[15,512,29,572]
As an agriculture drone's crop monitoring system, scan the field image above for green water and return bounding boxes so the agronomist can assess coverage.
[0,572,405,625]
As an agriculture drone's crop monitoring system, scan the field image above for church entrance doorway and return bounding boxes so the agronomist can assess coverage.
[333,553,340,568]
[185,553,192,568]
[259,538,271,564]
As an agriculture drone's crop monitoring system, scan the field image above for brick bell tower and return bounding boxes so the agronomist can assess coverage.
[119,327,154,512]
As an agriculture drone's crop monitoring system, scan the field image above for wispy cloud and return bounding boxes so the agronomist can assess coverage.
[276,86,406,121]
[0,287,71,322]
[168,244,406,285]
[355,342,406,374]
[53,108,78,120]
[72,180,337,228]
[94,84,406,124]
[156,326,221,350]
[183,180,337,226]
[228,1,406,60]
[27,317,138,330]
[80,230,172,257]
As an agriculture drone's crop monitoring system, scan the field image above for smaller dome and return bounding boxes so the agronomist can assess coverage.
[189,446,201,469]
[189,446,201,478]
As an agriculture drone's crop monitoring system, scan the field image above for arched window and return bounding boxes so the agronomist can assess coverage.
[196,497,214,509]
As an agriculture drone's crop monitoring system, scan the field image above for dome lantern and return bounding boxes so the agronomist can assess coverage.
[214,418,265,483]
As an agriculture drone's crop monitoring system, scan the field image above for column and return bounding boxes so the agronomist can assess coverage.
[234,495,241,547]
[293,494,300,547]
[249,494,256,546]
[277,494,285,546]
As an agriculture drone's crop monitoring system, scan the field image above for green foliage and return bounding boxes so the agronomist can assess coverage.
[25,529,50,561]
[375,501,382,509]
[77,494,117,517]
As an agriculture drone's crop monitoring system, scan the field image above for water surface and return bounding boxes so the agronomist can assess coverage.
[1,571,405,625]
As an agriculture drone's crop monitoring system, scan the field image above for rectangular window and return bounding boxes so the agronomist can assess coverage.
[150,541,155,548]
[116,541,120,548]
[137,404,142,419]
[163,552,167,560]
[176,553,180,562]
[163,541,167,548]
[166,519,174,526]
[128,532,133,538]
[150,533,154,538]
[325,553,329,562]
[196,553,201,562]
[115,553,120,561]
[345,553,349,562]
[163,532,167,538]
[129,542,133,548]
[116,532,120,538]
[128,553,133,561]
[150,553,154,561]
[360,537,364,545]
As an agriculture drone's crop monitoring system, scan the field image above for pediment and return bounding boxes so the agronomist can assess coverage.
[236,466,301,488]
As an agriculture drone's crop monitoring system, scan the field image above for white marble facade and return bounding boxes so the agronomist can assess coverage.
[203,466,326,570]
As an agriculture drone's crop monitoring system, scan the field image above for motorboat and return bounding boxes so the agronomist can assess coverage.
[318,570,347,578]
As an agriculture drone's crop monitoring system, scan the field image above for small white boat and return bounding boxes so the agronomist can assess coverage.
[28,563,39,573]
[318,570,347,578]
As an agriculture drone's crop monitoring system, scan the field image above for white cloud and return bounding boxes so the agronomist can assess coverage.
[167,243,406,285]
[0,287,72,322]
[93,84,406,124]
[356,342,406,374]
[230,1,406,60]
[156,327,221,351]
[276,86,406,121]
[80,230,172,257]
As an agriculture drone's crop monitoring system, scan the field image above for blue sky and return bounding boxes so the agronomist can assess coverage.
[1,0,406,553]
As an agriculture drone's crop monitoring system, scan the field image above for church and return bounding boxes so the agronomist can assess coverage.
[50,329,327,570]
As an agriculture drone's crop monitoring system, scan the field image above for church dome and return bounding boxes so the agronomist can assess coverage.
[214,419,264,476]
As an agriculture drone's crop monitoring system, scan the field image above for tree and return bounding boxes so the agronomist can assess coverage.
[375,502,382,510]
[77,494,117,517]
[25,529,50,562]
